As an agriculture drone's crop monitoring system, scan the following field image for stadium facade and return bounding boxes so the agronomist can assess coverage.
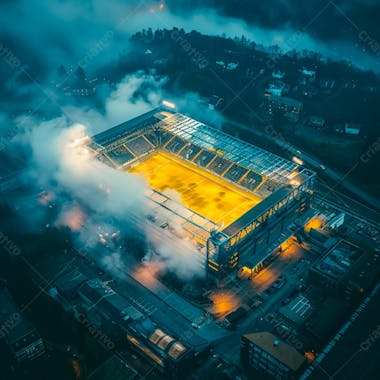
[89,105,315,277]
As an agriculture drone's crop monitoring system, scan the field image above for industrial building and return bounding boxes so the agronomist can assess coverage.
[89,106,315,277]
[0,284,45,363]
[51,272,209,376]
[309,240,380,298]
[241,332,306,380]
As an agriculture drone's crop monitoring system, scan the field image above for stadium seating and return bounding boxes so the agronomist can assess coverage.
[88,141,102,152]
[193,149,216,167]
[107,145,135,165]
[144,132,158,147]
[160,131,175,146]
[224,164,249,183]
[164,136,186,154]
[126,136,154,156]
[208,156,233,176]
[97,153,115,166]
[256,180,282,197]
[239,171,263,191]
[179,143,201,161]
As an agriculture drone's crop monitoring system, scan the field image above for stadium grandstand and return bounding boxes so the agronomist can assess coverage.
[89,106,315,276]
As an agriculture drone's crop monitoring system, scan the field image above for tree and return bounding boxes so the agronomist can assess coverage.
[57,64,67,78]
[75,65,86,81]
[147,27,153,41]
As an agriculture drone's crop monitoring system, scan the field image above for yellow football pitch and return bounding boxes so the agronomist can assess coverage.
[128,151,261,227]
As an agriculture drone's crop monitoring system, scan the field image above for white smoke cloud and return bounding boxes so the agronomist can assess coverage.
[27,120,148,217]
[60,70,223,135]
[19,71,208,280]
[62,71,167,134]
[145,223,206,279]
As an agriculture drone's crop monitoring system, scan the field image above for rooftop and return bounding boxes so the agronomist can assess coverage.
[313,240,362,281]
[88,355,138,380]
[306,297,347,342]
[279,295,313,326]
[243,331,306,371]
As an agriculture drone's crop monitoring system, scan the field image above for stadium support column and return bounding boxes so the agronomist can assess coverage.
[206,235,219,275]
[206,231,230,277]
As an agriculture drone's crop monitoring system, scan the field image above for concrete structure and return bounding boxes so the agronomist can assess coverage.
[127,316,209,375]
[279,295,313,326]
[90,106,315,277]
[309,240,380,298]
[325,213,345,230]
[51,274,209,377]
[241,332,306,379]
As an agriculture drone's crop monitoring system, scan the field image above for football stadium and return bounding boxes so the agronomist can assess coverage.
[89,104,316,276]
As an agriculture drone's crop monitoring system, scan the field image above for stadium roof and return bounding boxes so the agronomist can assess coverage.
[93,108,161,146]
[159,112,309,184]
[91,107,315,185]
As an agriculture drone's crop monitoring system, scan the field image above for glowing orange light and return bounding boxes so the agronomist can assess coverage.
[304,215,324,232]
[251,267,281,291]
[133,261,163,289]
[39,191,54,206]
[162,100,176,109]
[237,266,252,279]
[58,208,85,231]
[208,291,241,319]
[292,156,304,165]
[305,351,316,362]
[71,359,81,380]
[99,234,107,244]
[289,179,301,187]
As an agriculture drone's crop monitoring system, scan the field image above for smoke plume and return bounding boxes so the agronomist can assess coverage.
[19,72,209,280]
